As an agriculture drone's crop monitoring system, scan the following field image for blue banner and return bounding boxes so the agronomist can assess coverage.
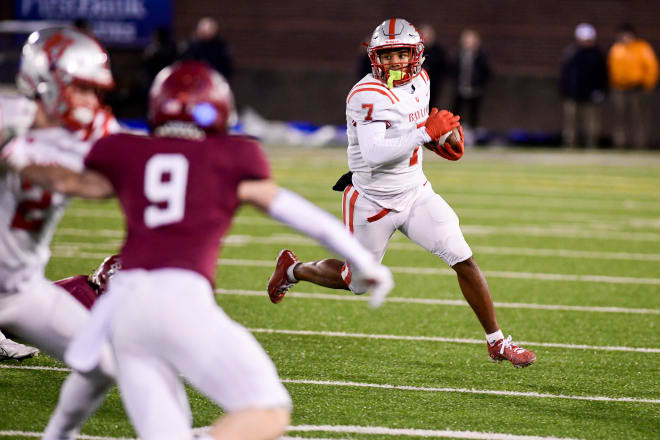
[14,0,172,46]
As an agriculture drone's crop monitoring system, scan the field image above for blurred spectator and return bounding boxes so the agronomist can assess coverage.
[607,23,659,149]
[143,27,178,86]
[451,29,490,134]
[356,34,374,79]
[419,24,447,108]
[560,23,608,148]
[181,17,233,81]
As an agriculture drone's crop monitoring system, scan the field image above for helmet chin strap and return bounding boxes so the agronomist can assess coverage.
[387,69,404,89]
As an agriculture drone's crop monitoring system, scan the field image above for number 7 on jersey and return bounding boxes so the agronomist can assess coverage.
[362,103,374,121]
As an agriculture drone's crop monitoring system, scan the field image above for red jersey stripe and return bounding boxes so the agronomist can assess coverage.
[350,82,400,102]
[348,88,395,104]
[409,146,420,166]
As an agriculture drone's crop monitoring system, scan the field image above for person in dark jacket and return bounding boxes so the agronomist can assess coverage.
[181,17,233,81]
[143,27,178,87]
[560,23,608,147]
[420,24,447,109]
[451,29,490,134]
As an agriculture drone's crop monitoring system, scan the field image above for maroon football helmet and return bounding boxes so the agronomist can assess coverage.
[148,60,234,133]
[88,254,122,295]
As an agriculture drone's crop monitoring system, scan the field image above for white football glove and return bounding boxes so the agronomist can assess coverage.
[351,262,394,308]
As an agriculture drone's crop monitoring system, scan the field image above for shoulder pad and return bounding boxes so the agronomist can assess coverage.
[347,81,400,124]
[347,81,399,107]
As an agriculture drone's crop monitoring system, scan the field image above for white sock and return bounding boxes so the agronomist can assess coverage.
[195,435,213,440]
[0,330,6,341]
[286,262,299,283]
[486,329,504,345]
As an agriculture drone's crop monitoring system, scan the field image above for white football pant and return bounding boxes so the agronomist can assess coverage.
[109,268,292,440]
[0,276,115,440]
[341,182,472,293]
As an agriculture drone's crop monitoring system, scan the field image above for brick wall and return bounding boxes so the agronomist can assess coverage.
[3,1,659,143]
[168,0,660,144]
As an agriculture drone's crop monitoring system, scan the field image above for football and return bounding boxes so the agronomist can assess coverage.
[445,127,462,150]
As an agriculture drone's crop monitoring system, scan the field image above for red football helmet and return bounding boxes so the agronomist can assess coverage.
[148,60,234,133]
[88,254,121,295]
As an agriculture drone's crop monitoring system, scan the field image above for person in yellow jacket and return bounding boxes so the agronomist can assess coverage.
[607,23,659,148]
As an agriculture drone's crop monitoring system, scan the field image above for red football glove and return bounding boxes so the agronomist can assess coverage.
[424,124,465,161]
[424,108,460,142]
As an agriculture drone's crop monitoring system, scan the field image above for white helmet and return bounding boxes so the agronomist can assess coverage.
[16,27,115,130]
[367,18,425,87]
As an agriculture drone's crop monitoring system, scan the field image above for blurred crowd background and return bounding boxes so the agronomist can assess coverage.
[1,0,659,149]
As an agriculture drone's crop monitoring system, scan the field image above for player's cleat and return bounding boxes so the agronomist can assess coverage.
[0,338,39,361]
[487,335,536,368]
[267,249,299,304]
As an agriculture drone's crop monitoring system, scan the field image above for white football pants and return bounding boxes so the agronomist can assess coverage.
[109,268,292,440]
[341,182,472,293]
[0,276,115,440]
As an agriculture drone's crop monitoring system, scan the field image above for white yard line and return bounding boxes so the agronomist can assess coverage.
[0,364,69,372]
[58,217,660,241]
[221,258,660,286]
[0,431,130,439]
[49,250,660,286]
[248,328,660,354]
[54,234,660,262]
[1,363,657,405]
[215,288,660,315]
[288,425,583,440]
[281,380,659,404]
[0,426,582,440]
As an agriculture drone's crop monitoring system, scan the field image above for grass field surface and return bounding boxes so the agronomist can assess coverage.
[1,146,659,439]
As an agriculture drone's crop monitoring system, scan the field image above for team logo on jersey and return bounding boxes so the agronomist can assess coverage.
[408,106,428,123]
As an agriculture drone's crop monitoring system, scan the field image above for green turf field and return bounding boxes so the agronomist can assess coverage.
[1,147,659,440]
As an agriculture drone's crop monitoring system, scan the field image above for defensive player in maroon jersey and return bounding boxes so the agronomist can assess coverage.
[27,61,393,440]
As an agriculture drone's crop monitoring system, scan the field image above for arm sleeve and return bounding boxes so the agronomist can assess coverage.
[267,188,375,271]
[356,121,431,168]
[234,137,271,181]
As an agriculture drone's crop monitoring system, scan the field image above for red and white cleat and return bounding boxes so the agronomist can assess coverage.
[488,335,536,368]
[267,249,299,304]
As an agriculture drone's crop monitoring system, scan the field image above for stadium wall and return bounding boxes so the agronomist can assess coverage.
[171,0,660,145]
[2,0,659,145]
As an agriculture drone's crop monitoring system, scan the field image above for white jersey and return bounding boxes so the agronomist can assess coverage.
[0,108,120,291]
[346,70,431,211]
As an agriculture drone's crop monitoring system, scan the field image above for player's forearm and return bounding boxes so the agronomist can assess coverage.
[357,122,431,167]
[267,188,375,270]
[20,165,113,198]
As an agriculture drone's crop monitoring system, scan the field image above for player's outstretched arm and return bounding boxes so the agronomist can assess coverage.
[238,179,394,307]
[20,164,113,199]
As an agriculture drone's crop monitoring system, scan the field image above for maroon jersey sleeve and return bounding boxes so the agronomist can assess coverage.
[84,135,123,178]
[231,136,271,182]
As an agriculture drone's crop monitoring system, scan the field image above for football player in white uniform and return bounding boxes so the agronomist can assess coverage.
[0,95,41,361]
[269,18,536,368]
[0,27,119,438]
